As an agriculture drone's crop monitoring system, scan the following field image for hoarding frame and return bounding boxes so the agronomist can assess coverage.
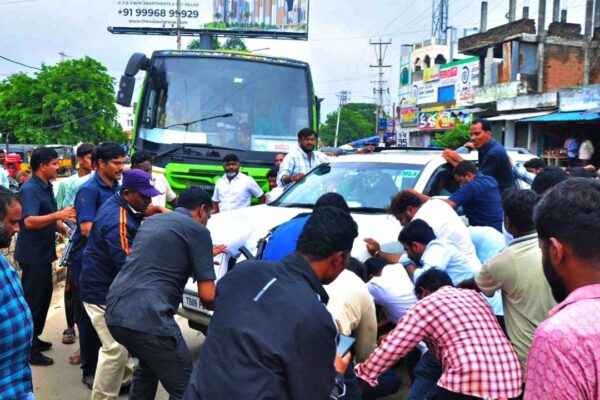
[108,0,310,40]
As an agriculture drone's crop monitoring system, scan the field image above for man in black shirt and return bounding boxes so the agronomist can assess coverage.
[15,147,76,366]
[183,206,358,400]
[105,186,216,400]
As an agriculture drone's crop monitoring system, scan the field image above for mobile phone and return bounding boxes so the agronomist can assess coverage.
[337,334,356,356]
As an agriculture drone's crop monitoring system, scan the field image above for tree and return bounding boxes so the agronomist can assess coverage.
[187,37,248,51]
[319,105,375,146]
[433,123,470,149]
[0,57,126,145]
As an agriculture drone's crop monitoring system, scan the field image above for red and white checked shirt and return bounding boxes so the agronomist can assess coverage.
[355,286,522,399]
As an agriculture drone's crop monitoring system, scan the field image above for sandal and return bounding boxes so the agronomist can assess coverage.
[69,349,81,365]
[62,328,76,344]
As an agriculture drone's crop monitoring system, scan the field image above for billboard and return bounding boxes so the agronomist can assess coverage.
[418,109,472,130]
[438,57,480,106]
[108,0,309,39]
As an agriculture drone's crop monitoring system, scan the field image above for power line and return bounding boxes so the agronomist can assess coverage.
[0,55,41,70]
[1,110,108,137]
[0,0,38,4]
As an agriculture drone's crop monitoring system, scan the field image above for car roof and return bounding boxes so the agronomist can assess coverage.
[329,148,534,165]
[330,149,479,165]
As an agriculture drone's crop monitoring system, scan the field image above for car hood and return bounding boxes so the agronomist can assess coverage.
[207,204,403,268]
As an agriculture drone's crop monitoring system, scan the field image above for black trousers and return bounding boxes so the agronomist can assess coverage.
[108,325,193,400]
[64,265,81,329]
[20,262,53,353]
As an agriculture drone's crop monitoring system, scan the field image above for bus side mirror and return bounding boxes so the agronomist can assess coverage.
[117,75,136,107]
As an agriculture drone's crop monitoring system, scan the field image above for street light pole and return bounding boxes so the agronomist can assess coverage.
[334,90,350,148]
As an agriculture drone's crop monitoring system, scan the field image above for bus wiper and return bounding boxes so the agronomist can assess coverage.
[154,142,245,161]
[164,112,233,130]
[348,207,384,214]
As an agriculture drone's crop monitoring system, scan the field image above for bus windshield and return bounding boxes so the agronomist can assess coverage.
[138,56,312,152]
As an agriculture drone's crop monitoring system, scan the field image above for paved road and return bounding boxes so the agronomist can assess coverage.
[31,281,408,399]
[31,281,206,399]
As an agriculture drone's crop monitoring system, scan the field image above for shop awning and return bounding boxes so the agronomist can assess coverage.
[486,111,554,121]
[521,111,600,122]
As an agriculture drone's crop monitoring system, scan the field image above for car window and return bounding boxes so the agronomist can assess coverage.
[423,164,459,197]
[273,162,424,212]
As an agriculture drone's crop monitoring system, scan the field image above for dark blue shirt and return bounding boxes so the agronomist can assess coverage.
[79,194,143,305]
[105,208,215,337]
[183,253,337,400]
[70,174,119,278]
[262,214,310,261]
[478,139,516,193]
[449,173,504,232]
[14,175,58,265]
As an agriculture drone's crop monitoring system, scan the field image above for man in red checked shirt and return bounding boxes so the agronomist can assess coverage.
[355,268,522,400]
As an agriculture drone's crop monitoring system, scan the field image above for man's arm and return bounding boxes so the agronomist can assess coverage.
[189,226,217,308]
[197,280,216,310]
[24,207,76,230]
[363,238,401,264]
[355,306,428,387]
[247,177,265,204]
[103,218,133,270]
[74,186,100,237]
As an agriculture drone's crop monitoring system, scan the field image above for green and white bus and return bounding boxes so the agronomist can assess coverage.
[117,49,318,193]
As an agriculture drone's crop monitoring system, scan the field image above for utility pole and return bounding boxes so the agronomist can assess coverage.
[58,51,72,62]
[334,90,350,148]
[370,39,392,147]
[176,0,182,50]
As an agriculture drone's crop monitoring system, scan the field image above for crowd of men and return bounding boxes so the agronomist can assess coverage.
[0,119,599,400]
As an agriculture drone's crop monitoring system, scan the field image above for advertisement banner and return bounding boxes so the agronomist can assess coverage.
[396,131,410,147]
[423,66,439,83]
[418,109,472,130]
[400,106,419,127]
[108,0,309,39]
[413,80,438,105]
[438,57,479,106]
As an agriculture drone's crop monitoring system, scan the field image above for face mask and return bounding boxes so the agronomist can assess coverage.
[226,171,238,179]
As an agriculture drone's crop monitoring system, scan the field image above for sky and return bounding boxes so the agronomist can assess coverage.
[0,0,590,119]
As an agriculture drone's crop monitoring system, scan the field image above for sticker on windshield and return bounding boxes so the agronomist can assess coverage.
[401,170,420,178]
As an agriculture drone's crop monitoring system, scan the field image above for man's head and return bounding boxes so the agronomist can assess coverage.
[31,147,60,180]
[297,128,317,154]
[296,206,358,284]
[534,179,600,303]
[314,192,350,213]
[76,143,95,173]
[398,219,436,265]
[469,118,493,149]
[523,158,545,175]
[531,166,569,195]
[0,149,6,164]
[95,142,126,182]
[120,169,162,214]
[274,153,285,168]
[177,186,213,226]
[453,160,478,187]
[387,190,425,226]
[414,268,453,300]
[131,150,153,174]
[0,188,21,248]
[501,188,540,237]
[223,154,240,179]
[266,168,278,190]
[365,257,390,279]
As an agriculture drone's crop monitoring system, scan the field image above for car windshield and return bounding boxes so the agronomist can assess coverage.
[273,162,424,212]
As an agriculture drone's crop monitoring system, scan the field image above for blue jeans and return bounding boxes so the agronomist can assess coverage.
[408,351,442,400]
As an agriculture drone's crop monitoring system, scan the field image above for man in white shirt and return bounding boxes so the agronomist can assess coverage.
[277,128,329,189]
[365,190,480,270]
[0,150,10,189]
[131,151,177,208]
[366,260,417,324]
[579,136,595,166]
[212,153,265,213]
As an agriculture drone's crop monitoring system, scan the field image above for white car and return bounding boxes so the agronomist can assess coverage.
[178,148,536,332]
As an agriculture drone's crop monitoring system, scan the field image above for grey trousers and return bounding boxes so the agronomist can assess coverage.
[108,325,192,400]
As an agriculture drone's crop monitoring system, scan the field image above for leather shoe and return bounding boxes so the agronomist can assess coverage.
[35,338,52,351]
[82,375,94,390]
[29,352,54,366]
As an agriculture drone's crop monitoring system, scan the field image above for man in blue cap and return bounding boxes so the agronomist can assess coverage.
[79,169,161,400]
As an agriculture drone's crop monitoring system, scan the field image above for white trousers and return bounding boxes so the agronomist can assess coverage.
[84,303,134,400]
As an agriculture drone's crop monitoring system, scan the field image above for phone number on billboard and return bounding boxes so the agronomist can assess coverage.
[118,9,199,18]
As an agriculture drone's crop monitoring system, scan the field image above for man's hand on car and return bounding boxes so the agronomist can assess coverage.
[364,238,381,256]
[441,149,463,166]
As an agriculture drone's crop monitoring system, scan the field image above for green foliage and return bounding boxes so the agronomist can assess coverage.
[319,103,376,146]
[433,123,471,149]
[187,37,247,51]
[0,57,126,145]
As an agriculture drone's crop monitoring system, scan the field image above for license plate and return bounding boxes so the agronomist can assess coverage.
[182,293,213,316]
